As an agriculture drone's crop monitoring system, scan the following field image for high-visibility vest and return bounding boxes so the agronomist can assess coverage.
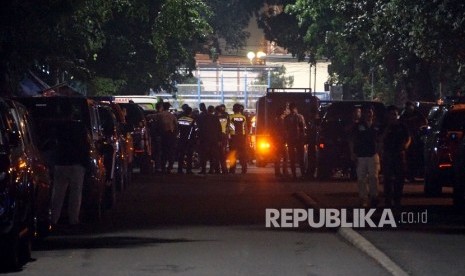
[229,113,247,136]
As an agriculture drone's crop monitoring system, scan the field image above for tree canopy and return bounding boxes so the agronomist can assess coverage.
[0,0,266,96]
[260,0,465,103]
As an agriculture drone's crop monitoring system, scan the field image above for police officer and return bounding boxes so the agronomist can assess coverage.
[285,102,306,179]
[229,103,248,174]
[197,105,222,174]
[177,106,196,174]
[216,104,230,174]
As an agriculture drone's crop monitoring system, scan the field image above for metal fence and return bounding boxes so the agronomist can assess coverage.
[174,67,275,110]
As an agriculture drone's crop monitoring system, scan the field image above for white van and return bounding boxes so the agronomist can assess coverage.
[113,95,172,110]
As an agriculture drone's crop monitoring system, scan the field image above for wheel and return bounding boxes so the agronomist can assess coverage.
[424,171,442,197]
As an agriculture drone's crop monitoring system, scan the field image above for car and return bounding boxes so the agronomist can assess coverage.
[317,101,386,180]
[0,98,52,270]
[118,103,152,174]
[15,96,107,222]
[97,103,134,208]
[423,104,465,196]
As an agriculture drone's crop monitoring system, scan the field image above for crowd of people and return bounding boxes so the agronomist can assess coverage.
[146,102,252,175]
[146,99,427,209]
[349,102,427,209]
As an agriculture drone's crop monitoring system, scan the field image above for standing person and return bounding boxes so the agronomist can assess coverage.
[159,102,177,174]
[382,105,411,208]
[196,103,208,174]
[345,106,362,180]
[284,103,306,179]
[216,104,230,174]
[177,106,196,174]
[229,103,248,174]
[399,101,428,182]
[349,105,382,207]
[51,121,90,226]
[273,106,289,177]
[197,105,222,174]
[147,101,163,173]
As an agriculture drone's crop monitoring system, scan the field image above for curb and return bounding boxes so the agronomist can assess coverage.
[295,192,409,276]
[338,227,409,276]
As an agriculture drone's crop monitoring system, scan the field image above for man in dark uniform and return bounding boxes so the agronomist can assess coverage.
[216,104,230,174]
[177,106,197,174]
[229,103,248,174]
[197,105,222,174]
[273,106,289,177]
[285,102,306,179]
[382,105,411,208]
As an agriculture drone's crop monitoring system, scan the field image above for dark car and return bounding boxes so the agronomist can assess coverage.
[97,103,133,208]
[15,96,106,222]
[317,101,386,180]
[423,104,465,196]
[0,98,52,270]
[118,103,152,174]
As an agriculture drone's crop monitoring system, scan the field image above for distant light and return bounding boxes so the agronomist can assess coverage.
[256,51,266,59]
[247,52,255,60]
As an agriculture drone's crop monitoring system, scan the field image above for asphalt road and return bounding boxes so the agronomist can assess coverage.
[12,166,465,275]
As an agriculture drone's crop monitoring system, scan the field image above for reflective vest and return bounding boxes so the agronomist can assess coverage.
[178,116,196,141]
[229,113,247,136]
[218,113,230,135]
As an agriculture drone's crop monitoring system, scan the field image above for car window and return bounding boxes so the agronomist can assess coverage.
[442,111,465,131]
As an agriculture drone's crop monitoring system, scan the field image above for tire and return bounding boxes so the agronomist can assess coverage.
[424,171,442,197]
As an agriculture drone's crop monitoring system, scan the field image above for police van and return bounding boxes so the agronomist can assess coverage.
[253,88,320,167]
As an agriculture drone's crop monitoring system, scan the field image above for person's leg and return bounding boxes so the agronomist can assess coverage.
[383,155,394,207]
[393,153,406,207]
[367,154,380,205]
[357,157,369,205]
[288,144,297,178]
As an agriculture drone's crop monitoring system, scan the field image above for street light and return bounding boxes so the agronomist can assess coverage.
[247,51,266,65]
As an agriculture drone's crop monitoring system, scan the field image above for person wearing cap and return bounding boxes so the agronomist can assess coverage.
[349,104,382,207]
[229,103,248,174]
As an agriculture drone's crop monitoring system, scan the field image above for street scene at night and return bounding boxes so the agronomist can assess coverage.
[2,1,465,275]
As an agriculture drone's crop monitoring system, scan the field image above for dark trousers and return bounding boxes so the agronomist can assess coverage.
[216,136,229,173]
[151,135,162,171]
[383,151,406,206]
[229,135,247,173]
[288,141,305,177]
[199,142,219,173]
[161,132,176,172]
[177,141,194,173]
[274,141,288,175]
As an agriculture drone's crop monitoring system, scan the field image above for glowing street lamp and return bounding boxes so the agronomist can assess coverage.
[247,51,256,64]
[247,51,266,65]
